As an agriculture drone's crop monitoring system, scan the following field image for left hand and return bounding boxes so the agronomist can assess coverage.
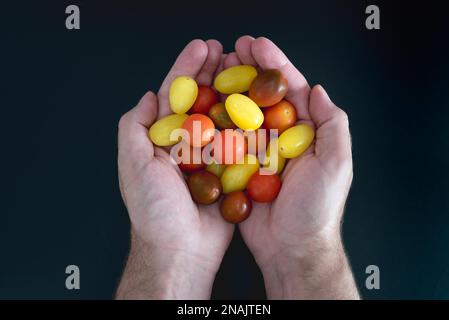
[230,36,359,299]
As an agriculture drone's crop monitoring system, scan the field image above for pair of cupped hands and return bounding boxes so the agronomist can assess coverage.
[116,36,358,299]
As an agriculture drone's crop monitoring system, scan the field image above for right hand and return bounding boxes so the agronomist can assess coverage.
[116,39,234,299]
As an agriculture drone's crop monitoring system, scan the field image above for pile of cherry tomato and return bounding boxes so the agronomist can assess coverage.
[149,65,315,224]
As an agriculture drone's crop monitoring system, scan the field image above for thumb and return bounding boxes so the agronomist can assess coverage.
[118,91,158,161]
[309,85,352,174]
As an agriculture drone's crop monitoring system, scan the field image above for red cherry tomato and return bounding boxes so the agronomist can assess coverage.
[247,172,282,203]
[263,100,297,135]
[177,143,205,173]
[189,85,218,114]
[249,69,288,107]
[188,171,222,205]
[182,114,215,147]
[220,191,252,223]
[211,130,247,164]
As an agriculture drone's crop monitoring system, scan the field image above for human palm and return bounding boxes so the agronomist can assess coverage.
[230,37,353,272]
[117,36,355,299]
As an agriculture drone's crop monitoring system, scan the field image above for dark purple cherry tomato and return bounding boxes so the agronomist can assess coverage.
[188,171,222,205]
[249,69,288,107]
[220,191,252,223]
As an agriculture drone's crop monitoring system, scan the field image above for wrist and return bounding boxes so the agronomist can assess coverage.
[260,230,359,299]
[116,232,218,299]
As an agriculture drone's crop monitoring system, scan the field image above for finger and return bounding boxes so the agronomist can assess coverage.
[158,39,209,119]
[215,54,228,102]
[215,53,227,76]
[118,91,158,161]
[309,85,352,173]
[235,35,257,66]
[250,37,311,120]
[196,39,223,85]
[223,52,242,69]
[219,53,242,102]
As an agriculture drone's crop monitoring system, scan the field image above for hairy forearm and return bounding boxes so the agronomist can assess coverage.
[115,232,216,300]
[261,232,360,300]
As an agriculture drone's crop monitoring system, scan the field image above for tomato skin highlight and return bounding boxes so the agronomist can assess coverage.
[187,171,222,205]
[220,191,252,224]
[149,113,189,146]
[211,130,247,164]
[249,69,288,107]
[169,76,198,114]
[278,124,315,158]
[189,85,218,114]
[225,94,264,131]
[182,114,215,148]
[247,172,282,203]
[208,103,237,129]
[214,65,258,94]
[263,100,297,134]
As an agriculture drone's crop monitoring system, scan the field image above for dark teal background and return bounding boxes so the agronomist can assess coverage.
[1,0,448,299]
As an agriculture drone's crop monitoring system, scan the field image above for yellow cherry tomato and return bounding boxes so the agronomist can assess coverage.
[206,161,227,178]
[225,94,264,131]
[221,154,260,194]
[214,65,258,94]
[262,138,286,174]
[149,114,189,146]
[278,124,315,158]
[169,76,198,114]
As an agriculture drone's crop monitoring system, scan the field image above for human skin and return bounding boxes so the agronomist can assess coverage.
[233,36,359,299]
[115,39,234,299]
[116,37,359,299]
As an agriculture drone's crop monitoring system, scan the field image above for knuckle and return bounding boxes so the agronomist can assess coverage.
[118,113,130,130]
[141,90,155,103]
[335,108,349,126]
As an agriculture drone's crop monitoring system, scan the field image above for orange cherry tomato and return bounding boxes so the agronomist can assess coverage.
[263,100,297,135]
[220,191,252,223]
[182,114,215,147]
[177,144,205,173]
[249,69,288,107]
[211,130,247,164]
[188,171,222,205]
[189,85,218,114]
[247,172,282,203]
